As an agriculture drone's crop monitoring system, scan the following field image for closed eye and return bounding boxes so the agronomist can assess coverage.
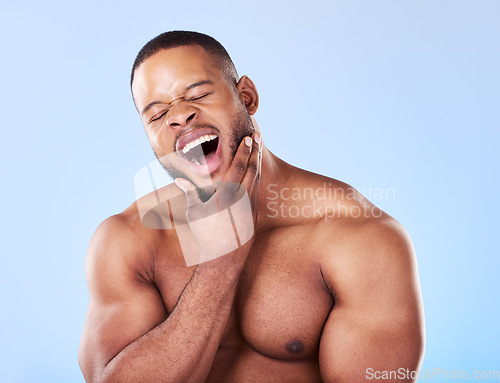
[189,92,212,101]
[150,111,168,122]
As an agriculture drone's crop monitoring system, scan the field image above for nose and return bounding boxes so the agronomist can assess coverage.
[166,100,197,128]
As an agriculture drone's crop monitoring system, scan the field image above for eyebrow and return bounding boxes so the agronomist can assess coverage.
[141,80,214,116]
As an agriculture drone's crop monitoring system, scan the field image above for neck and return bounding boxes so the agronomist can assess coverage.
[255,146,294,231]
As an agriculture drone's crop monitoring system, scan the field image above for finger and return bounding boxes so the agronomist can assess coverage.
[175,178,202,207]
[222,136,253,184]
[253,133,263,216]
[241,132,262,192]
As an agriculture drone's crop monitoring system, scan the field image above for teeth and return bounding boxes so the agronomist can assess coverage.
[182,134,217,154]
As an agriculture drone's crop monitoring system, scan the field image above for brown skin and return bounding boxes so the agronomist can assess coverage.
[79,45,425,382]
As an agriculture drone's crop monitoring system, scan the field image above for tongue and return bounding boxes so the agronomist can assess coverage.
[185,145,214,166]
[203,150,215,164]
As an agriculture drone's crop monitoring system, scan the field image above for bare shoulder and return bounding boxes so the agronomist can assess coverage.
[296,174,425,379]
[319,213,417,296]
[311,200,418,300]
[85,201,160,289]
[290,169,420,304]
[305,186,423,342]
[86,182,183,275]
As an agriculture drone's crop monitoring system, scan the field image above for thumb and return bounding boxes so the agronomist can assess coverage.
[175,178,202,207]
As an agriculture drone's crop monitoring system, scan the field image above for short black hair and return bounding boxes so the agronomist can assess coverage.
[130,30,239,90]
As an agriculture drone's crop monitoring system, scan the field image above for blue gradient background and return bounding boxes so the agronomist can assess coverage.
[0,1,498,382]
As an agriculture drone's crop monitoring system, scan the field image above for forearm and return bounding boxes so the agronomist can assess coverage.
[99,253,245,383]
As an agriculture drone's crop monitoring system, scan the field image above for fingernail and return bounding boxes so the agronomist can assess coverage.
[174,178,187,192]
[254,133,261,144]
[245,136,252,147]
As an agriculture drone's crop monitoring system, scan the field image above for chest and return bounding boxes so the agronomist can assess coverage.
[234,233,333,360]
[154,228,334,361]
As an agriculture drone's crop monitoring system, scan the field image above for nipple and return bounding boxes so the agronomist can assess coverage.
[285,340,304,354]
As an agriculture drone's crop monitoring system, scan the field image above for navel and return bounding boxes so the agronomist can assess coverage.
[285,340,304,354]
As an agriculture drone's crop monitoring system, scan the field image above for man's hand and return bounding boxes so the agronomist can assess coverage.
[174,132,262,265]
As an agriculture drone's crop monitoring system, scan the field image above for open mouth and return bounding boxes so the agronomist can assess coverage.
[176,129,222,175]
[181,134,219,165]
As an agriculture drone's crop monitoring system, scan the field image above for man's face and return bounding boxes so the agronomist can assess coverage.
[132,45,255,188]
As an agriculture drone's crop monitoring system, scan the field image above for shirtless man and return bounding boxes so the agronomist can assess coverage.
[79,31,425,382]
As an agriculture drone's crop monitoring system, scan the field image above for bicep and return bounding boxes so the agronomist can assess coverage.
[79,217,168,381]
[319,305,423,382]
[319,219,425,382]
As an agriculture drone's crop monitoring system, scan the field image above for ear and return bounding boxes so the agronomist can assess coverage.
[236,76,259,115]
